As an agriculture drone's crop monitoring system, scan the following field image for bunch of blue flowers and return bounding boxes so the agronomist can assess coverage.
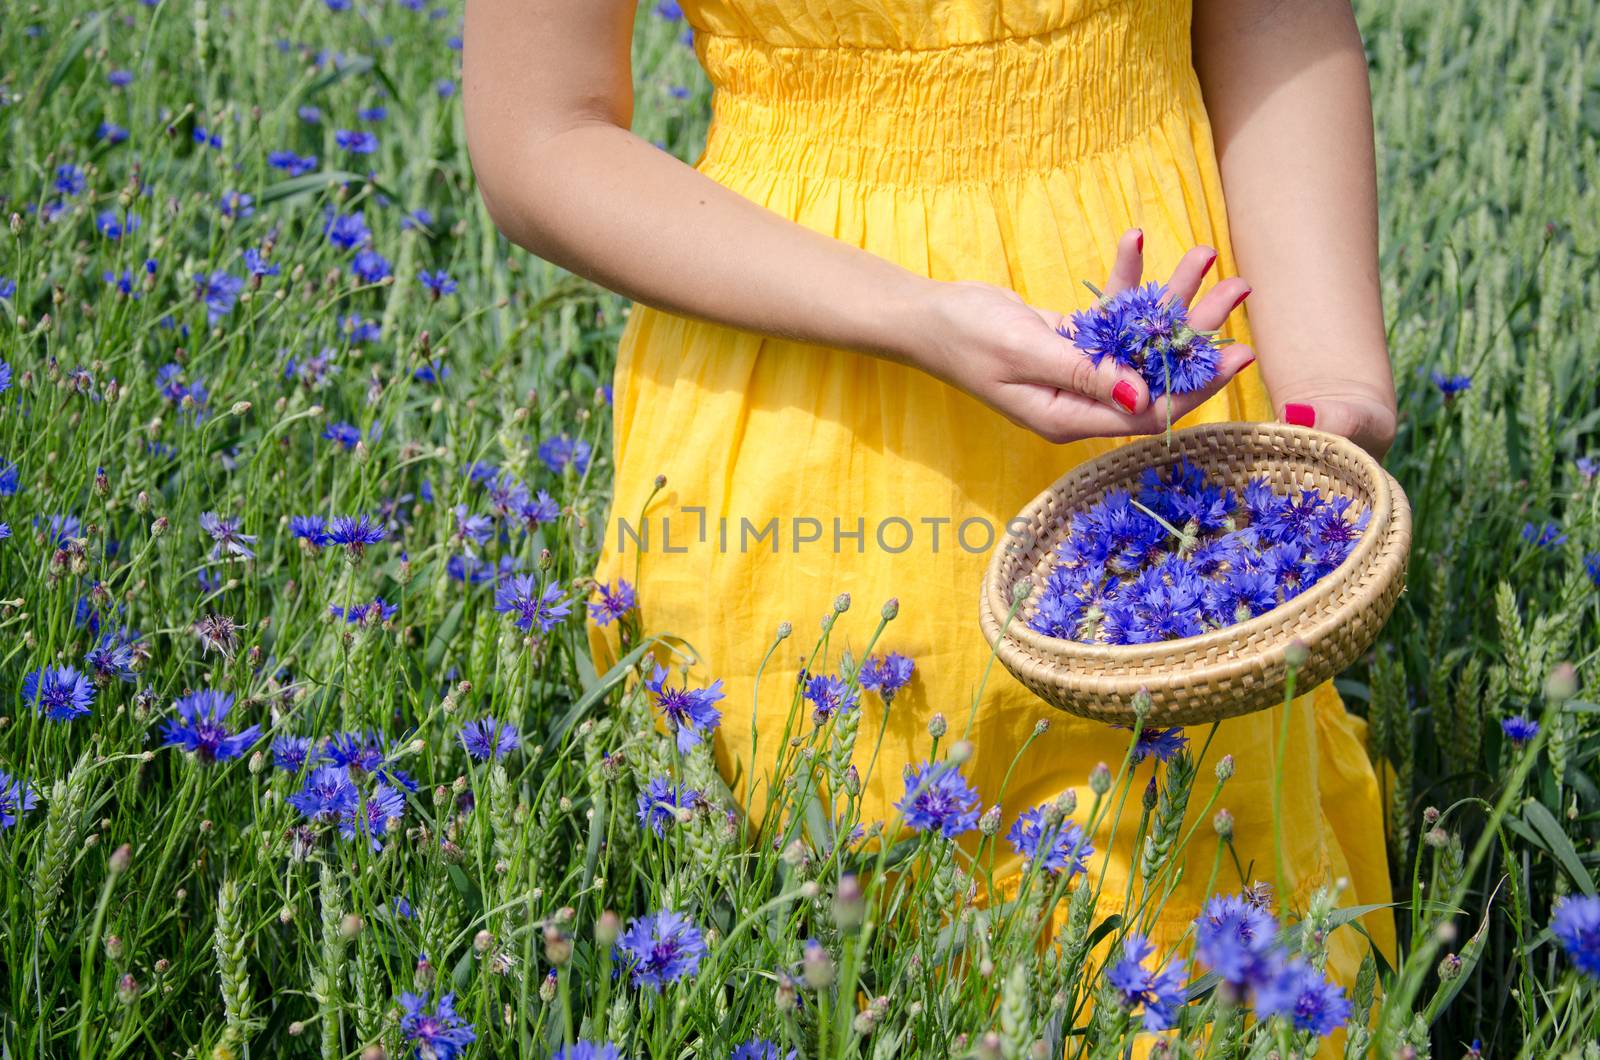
[1029,457,1368,644]
[1061,281,1222,397]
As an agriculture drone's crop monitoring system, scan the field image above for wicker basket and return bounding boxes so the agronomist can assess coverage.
[978,422,1412,725]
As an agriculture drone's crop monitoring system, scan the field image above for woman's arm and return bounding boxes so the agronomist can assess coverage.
[1193,0,1398,456]
[463,0,1253,443]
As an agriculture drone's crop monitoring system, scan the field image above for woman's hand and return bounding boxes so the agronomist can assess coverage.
[902,230,1255,444]
[1273,382,1398,459]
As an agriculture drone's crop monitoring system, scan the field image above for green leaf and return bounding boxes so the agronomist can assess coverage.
[1522,799,1596,896]
[258,171,371,206]
[545,637,663,745]
[29,12,104,114]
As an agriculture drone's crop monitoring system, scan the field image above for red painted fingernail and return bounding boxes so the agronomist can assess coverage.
[1203,251,1218,273]
[1239,356,1256,372]
[1229,288,1252,313]
[1112,380,1139,413]
[1284,403,1316,428]
[1135,230,1144,253]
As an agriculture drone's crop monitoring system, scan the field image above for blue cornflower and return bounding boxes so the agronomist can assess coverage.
[218,190,254,220]
[654,0,684,19]
[398,991,476,1059]
[0,460,18,495]
[589,579,637,626]
[325,731,417,790]
[730,1043,793,1060]
[617,910,706,990]
[452,505,496,550]
[40,513,83,546]
[1586,552,1600,588]
[103,269,138,296]
[335,129,379,154]
[192,126,222,149]
[325,0,351,9]
[553,1043,623,1060]
[341,314,381,343]
[54,164,87,196]
[298,105,323,124]
[0,280,14,303]
[520,490,561,527]
[636,776,703,836]
[359,105,388,122]
[290,515,330,546]
[646,666,724,752]
[435,78,456,99]
[97,121,129,144]
[84,628,140,683]
[272,735,318,772]
[22,666,95,721]
[162,690,261,763]
[339,782,406,850]
[199,511,256,559]
[1106,933,1187,1032]
[0,523,9,542]
[1521,521,1566,551]
[414,359,450,384]
[351,248,393,284]
[858,652,915,703]
[107,69,134,86]
[0,771,39,829]
[268,150,319,176]
[324,210,371,251]
[1551,895,1600,978]
[895,761,981,839]
[1126,726,1188,765]
[483,471,530,517]
[291,765,359,820]
[97,209,141,240]
[329,598,397,626]
[538,434,592,475]
[1579,456,1599,480]
[1500,714,1539,745]
[195,271,244,322]
[401,207,435,231]
[242,248,279,278]
[1193,894,1281,991]
[1006,804,1094,876]
[446,34,462,49]
[460,716,520,761]
[804,673,859,723]
[327,514,387,557]
[419,270,457,297]
[1431,371,1471,396]
[494,575,572,633]
[322,422,367,450]
[1254,958,1351,1036]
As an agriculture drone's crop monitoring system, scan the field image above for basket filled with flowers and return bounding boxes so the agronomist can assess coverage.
[979,286,1412,726]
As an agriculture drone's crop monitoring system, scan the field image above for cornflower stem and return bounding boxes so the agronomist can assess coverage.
[75,861,123,1056]
[1271,666,1299,908]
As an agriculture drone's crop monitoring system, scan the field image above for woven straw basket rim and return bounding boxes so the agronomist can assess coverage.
[978,422,1412,726]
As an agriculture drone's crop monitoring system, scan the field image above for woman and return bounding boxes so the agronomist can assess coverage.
[464,0,1398,984]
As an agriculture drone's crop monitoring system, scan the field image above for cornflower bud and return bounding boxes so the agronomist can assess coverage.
[538,971,557,1003]
[928,713,947,739]
[978,805,1002,836]
[1089,762,1112,795]
[1285,639,1310,669]
[881,597,899,620]
[1213,808,1234,839]
[803,940,835,989]
[1215,754,1234,781]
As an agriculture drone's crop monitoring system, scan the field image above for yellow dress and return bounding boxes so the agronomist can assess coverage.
[592,0,1394,984]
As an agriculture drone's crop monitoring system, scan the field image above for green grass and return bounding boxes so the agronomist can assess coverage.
[0,0,1596,1056]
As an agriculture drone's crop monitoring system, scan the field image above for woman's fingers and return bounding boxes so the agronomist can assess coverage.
[1163,245,1218,307]
[1102,229,1145,295]
[1188,277,1252,332]
[1137,343,1258,429]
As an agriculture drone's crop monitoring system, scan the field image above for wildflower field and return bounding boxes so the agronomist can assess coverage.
[2,0,1598,1057]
